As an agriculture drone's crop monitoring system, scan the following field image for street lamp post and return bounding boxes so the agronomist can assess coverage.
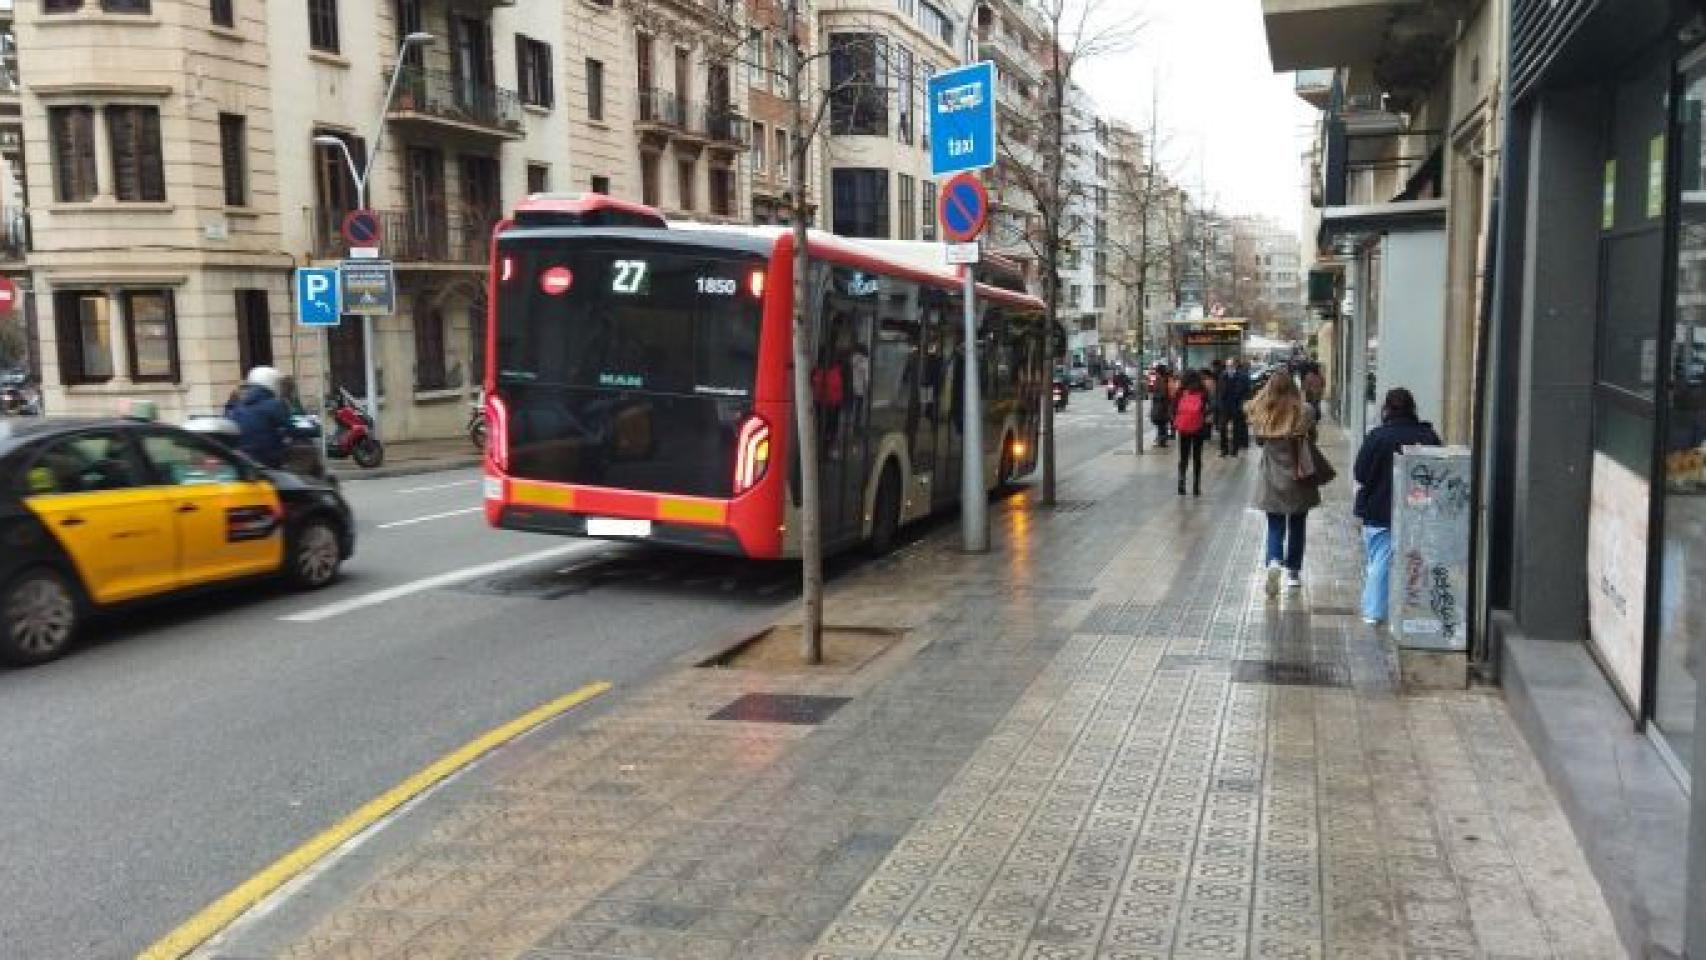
[312,30,433,439]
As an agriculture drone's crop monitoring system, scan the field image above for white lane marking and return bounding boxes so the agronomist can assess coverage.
[394,478,481,494]
[376,507,485,529]
[281,543,600,623]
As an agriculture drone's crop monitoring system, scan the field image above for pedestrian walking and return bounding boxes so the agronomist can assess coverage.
[1149,365,1174,448]
[1246,370,1320,596]
[1173,369,1211,496]
[1352,388,1440,624]
[1218,360,1253,457]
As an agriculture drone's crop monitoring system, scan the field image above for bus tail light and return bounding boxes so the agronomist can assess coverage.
[734,415,771,495]
[487,392,510,473]
[747,269,766,299]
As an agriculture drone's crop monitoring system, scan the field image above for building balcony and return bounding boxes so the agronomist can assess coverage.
[978,30,1041,83]
[705,107,749,148]
[636,87,685,136]
[1262,0,1424,71]
[310,207,495,265]
[1294,68,1334,107]
[384,66,524,140]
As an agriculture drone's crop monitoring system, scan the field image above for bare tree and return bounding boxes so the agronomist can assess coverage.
[994,0,1140,504]
[622,0,930,663]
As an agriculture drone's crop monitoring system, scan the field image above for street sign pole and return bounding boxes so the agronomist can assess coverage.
[961,258,987,553]
[928,62,998,554]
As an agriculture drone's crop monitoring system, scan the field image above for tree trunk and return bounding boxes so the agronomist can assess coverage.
[785,4,822,664]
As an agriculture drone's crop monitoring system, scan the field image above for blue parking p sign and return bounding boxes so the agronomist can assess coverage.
[928,61,997,177]
[295,267,341,327]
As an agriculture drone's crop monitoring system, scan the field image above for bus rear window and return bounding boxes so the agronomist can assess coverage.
[496,245,764,397]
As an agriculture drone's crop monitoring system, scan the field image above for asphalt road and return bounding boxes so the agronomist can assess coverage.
[0,396,1133,960]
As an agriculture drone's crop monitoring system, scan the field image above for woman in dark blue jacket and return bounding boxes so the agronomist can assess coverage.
[1353,388,1441,624]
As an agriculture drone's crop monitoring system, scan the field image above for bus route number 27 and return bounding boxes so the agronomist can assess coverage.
[696,275,738,296]
[611,259,649,295]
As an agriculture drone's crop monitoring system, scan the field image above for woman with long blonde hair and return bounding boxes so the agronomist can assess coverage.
[1246,371,1320,596]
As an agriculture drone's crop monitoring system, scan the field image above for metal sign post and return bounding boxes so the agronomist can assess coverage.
[929,63,997,554]
[339,259,397,439]
[295,267,342,462]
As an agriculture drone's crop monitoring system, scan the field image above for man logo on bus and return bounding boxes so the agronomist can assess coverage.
[937,83,982,114]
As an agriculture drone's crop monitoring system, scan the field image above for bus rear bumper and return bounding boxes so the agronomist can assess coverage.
[492,506,755,557]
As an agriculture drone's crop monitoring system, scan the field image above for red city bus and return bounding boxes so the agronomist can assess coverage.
[482,194,1047,558]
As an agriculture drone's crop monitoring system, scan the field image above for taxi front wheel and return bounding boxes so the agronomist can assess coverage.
[1,568,80,667]
[288,519,344,590]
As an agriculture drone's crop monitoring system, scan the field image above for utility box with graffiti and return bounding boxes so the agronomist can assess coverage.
[1391,446,1472,652]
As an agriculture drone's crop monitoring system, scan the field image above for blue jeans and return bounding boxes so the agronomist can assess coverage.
[1361,525,1393,621]
[1264,513,1307,572]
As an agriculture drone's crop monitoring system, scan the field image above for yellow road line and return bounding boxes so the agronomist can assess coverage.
[138,681,613,960]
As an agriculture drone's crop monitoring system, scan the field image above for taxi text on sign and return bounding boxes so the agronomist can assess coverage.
[294,268,341,328]
[927,61,997,178]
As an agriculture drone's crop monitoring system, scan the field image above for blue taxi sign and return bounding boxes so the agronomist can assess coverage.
[928,61,997,177]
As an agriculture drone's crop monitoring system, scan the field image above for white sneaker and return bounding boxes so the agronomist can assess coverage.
[1285,571,1303,590]
[1361,616,1382,625]
[1264,564,1281,597]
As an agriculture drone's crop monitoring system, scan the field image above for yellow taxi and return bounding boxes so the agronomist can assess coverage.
[0,417,355,666]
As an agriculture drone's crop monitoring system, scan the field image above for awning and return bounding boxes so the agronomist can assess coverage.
[1318,198,1446,248]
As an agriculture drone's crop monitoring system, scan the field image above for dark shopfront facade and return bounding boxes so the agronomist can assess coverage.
[1482,1,1706,954]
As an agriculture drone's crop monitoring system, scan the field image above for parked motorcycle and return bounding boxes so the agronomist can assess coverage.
[0,384,39,415]
[468,390,487,452]
[327,387,384,469]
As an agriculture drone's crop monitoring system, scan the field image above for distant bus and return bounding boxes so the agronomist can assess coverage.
[481,194,1048,558]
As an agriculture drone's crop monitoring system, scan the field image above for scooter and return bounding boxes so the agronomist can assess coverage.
[468,390,487,452]
[1115,385,1130,414]
[327,387,384,469]
[1052,381,1069,411]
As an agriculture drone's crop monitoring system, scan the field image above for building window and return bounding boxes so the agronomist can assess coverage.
[54,290,113,384]
[235,289,271,372]
[774,127,788,179]
[210,0,233,27]
[748,28,764,86]
[516,36,554,108]
[712,167,737,216]
[829,34,888,137]
[640,151,659,206]
[918,1,952,45]
[107,105,165,202]
[219,113,246,206]
[124,290,177,382]
[413,299,446,390]
[584,57,603,121]
[677,157,695,210]
[49,106,97,203]
[896,46,914,146]
[1092,285,1106,309]
[771,38,786,92]
[43,0,83,11]
[524,163,549,194]
[921,180,937,241]
[307,0,338,53]
[753,122,767,175]
[591,175,610,194]
[832,168,888,238]
[102,0,151,10]
[898,173,915,241]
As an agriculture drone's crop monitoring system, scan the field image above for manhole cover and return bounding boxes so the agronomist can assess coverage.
[709,693,852,725]
[1230,660,1349,687]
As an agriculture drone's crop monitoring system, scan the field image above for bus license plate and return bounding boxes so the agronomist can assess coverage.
[586,517,651,537]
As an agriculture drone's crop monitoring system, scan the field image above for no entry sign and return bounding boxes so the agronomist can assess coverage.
[938,173,989,244]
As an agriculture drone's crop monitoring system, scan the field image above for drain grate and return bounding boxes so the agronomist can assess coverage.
[1231,659,1350,688]
[1310,604,1357,616]
[1043,499,1097,513]
[1158,655,1229,670]
[709,693,852,725]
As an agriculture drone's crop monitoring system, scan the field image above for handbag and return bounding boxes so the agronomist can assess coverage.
[1294,436,1337,488]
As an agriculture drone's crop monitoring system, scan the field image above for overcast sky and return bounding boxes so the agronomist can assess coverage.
[1073,0,1316,233]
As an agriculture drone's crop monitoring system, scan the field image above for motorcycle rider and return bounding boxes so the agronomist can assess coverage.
[225,366,311,469]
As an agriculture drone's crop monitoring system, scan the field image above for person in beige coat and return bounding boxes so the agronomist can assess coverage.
[1246,371,1320,596]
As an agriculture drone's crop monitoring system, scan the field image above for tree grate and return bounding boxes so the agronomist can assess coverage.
[1230,659,1350,688]
[708,693,852,725]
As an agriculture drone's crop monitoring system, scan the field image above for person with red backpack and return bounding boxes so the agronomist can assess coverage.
[1173,369,1212,496]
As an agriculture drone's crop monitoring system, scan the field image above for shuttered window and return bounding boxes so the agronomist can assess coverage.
[307,0,338,54]
[210,0,233,27]
[219,113,245,206]
[49,106,97,202]
[235,289,271,372]
[108,106,165,202]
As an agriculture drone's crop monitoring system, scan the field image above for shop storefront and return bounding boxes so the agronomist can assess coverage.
[1483,2,1706,953]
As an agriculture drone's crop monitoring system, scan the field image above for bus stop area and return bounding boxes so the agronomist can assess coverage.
[191,429,1622,960]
